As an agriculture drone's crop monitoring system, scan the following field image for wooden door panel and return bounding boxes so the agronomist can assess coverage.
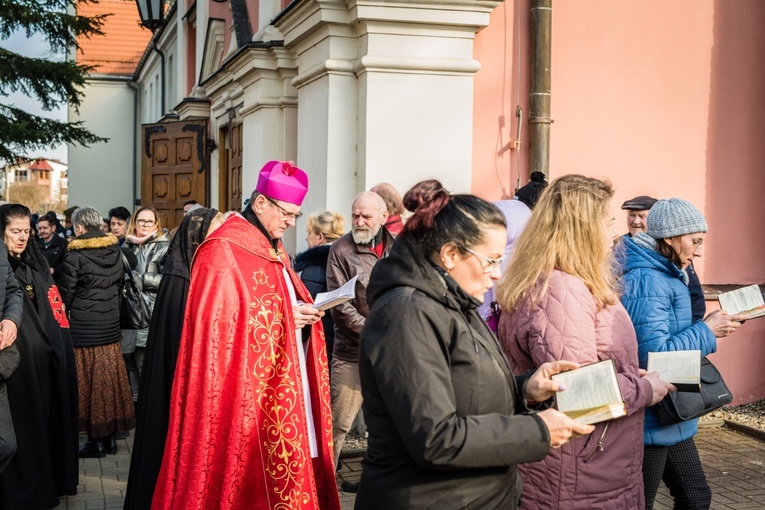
[141,120,208,231]
[228,122,243,212]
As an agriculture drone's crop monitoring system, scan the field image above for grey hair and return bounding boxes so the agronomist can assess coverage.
[72,206,105,232]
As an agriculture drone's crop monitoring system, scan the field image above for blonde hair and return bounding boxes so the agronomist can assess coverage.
[496,174,618,313]
[305,210,345,241]
[127,206,162,236]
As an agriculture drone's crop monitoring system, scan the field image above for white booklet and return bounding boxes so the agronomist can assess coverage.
[551,359,626,425]
[646,350,701,392]
[312,275,358,311]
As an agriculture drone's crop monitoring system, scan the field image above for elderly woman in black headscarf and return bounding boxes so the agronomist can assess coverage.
[124,207,225,510]
[0,203,79,509]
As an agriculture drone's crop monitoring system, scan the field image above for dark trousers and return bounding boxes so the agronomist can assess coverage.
[643,438,711,510]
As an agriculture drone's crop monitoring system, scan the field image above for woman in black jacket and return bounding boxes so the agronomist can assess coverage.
[0,204,79,509]
[355,180,593,510]
[294,210,345,363]
[58,206,135,458]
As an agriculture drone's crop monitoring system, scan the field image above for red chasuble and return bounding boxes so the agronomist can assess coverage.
[152,215,340,510]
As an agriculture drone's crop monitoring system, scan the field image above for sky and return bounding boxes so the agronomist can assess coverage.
[1,31,69,163]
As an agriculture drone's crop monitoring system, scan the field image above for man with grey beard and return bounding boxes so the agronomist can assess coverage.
[326,191,394,491]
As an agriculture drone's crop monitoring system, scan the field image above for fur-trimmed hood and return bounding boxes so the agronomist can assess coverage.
[67,231,119,251]
[294,244,331,272]
[65,230,121,269]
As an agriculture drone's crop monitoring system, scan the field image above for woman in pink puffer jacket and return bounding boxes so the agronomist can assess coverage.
[497,175,673,509]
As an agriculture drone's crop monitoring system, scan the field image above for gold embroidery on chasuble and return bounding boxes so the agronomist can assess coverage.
[314,329,333,454]
[248,267,310,505]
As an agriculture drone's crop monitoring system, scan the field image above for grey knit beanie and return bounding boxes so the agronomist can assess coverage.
[646,198,708,239]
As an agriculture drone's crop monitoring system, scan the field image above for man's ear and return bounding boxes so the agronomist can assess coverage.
[251,195,267,215]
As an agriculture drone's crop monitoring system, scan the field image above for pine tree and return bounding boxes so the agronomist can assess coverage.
[0,0,108,163]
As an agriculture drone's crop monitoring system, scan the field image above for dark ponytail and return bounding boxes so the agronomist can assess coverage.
[402,180,506,258]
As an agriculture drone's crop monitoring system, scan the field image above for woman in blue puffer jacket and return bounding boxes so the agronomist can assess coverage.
[620,198,743,510]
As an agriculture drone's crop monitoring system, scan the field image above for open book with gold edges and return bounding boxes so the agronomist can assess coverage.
[717,284,765,320]
[551,359,626,425]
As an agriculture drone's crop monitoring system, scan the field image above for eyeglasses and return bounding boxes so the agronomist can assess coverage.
[264,196,303,221]
[463,247,504,274]
[135,219,156,226]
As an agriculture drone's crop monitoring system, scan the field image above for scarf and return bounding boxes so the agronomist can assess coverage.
[127,231,156,246]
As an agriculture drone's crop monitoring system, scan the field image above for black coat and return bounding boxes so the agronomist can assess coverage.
[58,231,123,347]
[294,244,336,359]
[0,242,23,478]
[687,262,706,322]
[38,235,67,285]
[355,235,550,510]
[0,244,23,330]
[0,252,79,508]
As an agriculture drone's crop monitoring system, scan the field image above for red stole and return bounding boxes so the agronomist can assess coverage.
[152,215,340,510]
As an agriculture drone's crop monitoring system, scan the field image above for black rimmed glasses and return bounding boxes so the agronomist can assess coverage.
[463,247,504,274]
[264,196,303,221]
[135,219,156,226]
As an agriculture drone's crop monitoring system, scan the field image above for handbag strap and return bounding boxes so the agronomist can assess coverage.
[120,251,132,274]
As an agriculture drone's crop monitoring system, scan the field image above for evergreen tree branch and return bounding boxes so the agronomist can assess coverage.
[0,0,107,53]
[0,103,107,163]
[0,48,95,110]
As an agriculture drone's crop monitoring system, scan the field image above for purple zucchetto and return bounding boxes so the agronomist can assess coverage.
[255,161,309,206]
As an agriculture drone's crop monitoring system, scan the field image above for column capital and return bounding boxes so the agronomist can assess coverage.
[275,0,503,49]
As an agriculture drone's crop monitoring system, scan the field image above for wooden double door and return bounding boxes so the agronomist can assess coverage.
[141,119,208,231]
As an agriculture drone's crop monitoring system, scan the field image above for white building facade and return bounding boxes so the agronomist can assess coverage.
[129,0,501,250]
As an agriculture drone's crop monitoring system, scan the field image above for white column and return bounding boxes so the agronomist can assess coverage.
[276,0,502,218]
[205,45,300,250]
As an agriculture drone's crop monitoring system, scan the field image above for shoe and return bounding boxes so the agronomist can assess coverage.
[106,435,118,455]
[78,441,106,459]
[114,430,129,439]
[340,481,358,494]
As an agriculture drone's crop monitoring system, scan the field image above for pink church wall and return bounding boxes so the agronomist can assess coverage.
[473,0,765,404]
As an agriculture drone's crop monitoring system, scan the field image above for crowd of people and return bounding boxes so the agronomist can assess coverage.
[0,160,748,510]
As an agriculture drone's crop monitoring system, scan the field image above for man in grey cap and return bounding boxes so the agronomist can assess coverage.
[621,195,658,236]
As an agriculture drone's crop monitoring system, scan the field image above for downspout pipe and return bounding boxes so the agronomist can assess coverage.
[127,80,140,206]
[529,0,552,177]
[152,39,166,116]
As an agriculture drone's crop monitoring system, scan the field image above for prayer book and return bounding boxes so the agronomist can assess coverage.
[647,350,701,393]
[552,359,626,425]
[312,275,358,311]
[717,284,765,320]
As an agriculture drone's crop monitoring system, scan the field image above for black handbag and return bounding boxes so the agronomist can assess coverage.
[119,252,151,330]
[654,356,733,425]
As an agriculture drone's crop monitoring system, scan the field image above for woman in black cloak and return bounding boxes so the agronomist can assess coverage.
[123,207,223,510]
[0,204,79,509]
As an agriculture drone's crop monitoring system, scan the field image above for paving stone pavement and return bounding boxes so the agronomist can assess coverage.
[655,425,765,509]
[60,425,764,509]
